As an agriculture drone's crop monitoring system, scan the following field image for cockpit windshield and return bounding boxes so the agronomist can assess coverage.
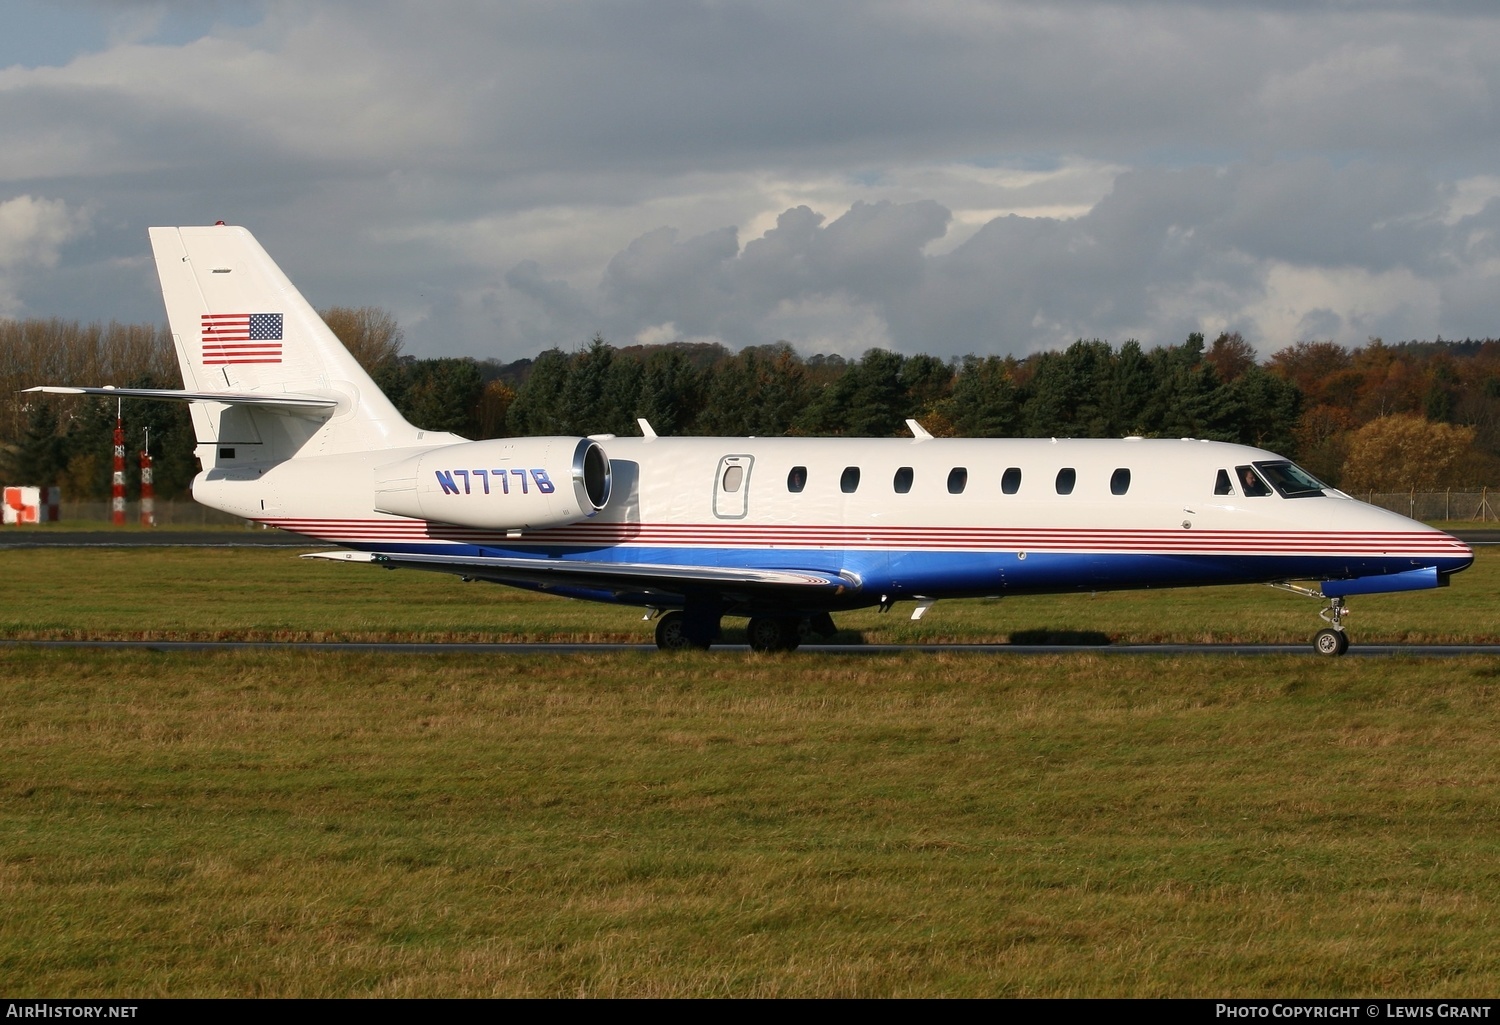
[1252,461,1328,499]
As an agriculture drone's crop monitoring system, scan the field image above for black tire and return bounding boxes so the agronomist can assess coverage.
[1314,628,1347,657]
[655,611,707,650]
[746,616,800,652]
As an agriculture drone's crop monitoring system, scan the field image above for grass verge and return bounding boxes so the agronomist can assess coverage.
[3,647,1498,996]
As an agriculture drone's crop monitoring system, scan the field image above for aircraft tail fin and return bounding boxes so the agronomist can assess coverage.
[150,225,444,462]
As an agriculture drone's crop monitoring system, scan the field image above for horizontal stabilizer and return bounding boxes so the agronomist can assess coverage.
[1321,565,1441,598]
[24,385,337,410]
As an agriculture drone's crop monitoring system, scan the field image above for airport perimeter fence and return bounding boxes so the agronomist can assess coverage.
[1361,490,1499,521]
[25,492,1500,526]
[56,500,253,526]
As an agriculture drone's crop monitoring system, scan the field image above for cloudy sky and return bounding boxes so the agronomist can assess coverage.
[3,1,1500,362]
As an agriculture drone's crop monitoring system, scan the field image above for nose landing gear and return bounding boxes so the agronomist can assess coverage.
[1267,584,1351,656]
[1313,597,1349,656]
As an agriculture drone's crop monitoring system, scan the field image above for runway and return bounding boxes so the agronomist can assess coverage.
[7,639,1499,657]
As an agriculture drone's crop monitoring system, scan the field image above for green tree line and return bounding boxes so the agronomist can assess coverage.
[5,309,1500,500]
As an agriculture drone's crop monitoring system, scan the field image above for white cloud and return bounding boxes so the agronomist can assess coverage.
[1246,264,1441,347]
[0,195,85,268]
[0,194,88,315]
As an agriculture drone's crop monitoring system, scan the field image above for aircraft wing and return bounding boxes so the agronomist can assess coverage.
[24,386,337,410]
[305,549,861,603]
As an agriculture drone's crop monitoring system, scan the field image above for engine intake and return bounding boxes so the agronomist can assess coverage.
[373,437,611,530]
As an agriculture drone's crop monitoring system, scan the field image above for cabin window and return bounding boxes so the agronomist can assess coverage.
[1001,467,1022,495]
[1055,468,1076,495]
[1215,469,1233,496]
[1254,461,1328,499]
[893,466,914,494]
[722,465,744,493]
[787,466,807,493]
[840,466,861,493]
[1236,465,1272,497]
[1110,468,1131,496]
[947,467,968,494]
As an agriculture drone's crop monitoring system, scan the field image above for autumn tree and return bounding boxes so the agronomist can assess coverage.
[1340,414,1476,492]
[1204,331,1257,384]
[475,379,515,439]
[320,307,403,375]
[1268,341,1359,408]
[1293,404,1358,485]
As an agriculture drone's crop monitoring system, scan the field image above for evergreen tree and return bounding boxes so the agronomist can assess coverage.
[59,398,119,501]
[399,358,485,436]
[797,348,907,436]
[636,349,703,436]
[1143,334,1239,440]
[697,349,758,436]
[1227,366,1301,455]
[506,348,572,436]
[1102,340,1153,436]
[898,353,953,423]
[748,345,811,436]
[602,352,644,435]
[8,401,67,486]
[560,335,617,435]
[942,355,1021,437]
[1024,339,1113,437]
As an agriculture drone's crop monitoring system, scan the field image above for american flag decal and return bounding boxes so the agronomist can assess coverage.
[201,313,283,364]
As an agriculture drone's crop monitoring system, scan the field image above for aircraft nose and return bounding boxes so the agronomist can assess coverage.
[1436,527,1475,574]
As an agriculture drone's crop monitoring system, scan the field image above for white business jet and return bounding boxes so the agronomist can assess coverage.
[29,225,1473,654]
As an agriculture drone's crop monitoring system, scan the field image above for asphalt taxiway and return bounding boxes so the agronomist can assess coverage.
[0,529,326,547]
[4,529,1494,548]
[6,639,1499,657]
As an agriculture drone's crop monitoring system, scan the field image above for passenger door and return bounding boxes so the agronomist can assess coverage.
[713,454,754,519]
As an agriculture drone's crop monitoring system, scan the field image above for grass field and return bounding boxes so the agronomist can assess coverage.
[2,545,1498,996]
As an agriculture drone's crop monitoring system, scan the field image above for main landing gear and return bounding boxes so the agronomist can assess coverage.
[654,610,715,650]
[652,609,833,652]
[745,616,802,653]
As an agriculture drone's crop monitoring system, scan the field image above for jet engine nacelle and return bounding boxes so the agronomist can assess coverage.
[373,437,611,530]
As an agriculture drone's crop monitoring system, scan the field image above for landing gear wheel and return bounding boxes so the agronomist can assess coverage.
[655,611,708,651]
[746,616,801,652]
[1314,628,1349,657]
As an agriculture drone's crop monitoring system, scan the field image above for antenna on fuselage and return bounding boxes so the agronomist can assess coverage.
[638,418,658,439]
[906,418,932,440]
